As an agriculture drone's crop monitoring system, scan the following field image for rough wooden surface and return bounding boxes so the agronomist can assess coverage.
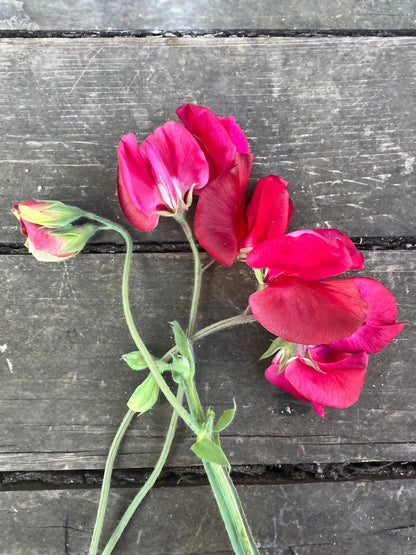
[1,480,415,554]
[1,37,415,245]
[1,251,412,471]
[1,0,415,31]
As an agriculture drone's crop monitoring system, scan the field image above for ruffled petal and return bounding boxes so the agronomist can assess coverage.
[249,276,368,345]
[313,229,364,270]
[194,153,253,266]
[118,133,161,215]
[143,121,209,196]
[247,231,354,280]
[242,175,292,249]
[285,348,368,409]
[117,162,160,232]
[117,124,209,228]
[176,103,249,179]
[330,277,404,353]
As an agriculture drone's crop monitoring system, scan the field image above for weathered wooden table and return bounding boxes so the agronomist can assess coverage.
[1,2,415,553]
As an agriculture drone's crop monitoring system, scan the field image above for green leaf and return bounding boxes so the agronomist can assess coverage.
[214,400,237,432]
[122,351,148,371]
[122,352,171,373]
[260,338,293,360]
[127,375,159,414]
[191,438,230,467]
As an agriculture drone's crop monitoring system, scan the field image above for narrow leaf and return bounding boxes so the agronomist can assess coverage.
[191,439,230,467]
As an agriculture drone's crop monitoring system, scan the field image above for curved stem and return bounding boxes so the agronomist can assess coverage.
[102,388,184,555]
[88,410,135,555]
[176,215,202,336]
[84,212,197,434]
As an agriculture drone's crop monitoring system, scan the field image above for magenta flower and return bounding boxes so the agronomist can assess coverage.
[117,121,209,232]
[194,153,292,266]
[329,277,404,353]
[248,230,367,345]
[17,219,98,262]
[176,103,250,180]
[265,345,369,417]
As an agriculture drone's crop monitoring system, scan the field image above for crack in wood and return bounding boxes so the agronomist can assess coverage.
[0,236,415,256]
[1,462,416,492]
[1,29,416,39]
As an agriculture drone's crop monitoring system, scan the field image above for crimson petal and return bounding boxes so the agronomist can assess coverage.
[242,175,292,249]
[176,103,249,179]
[330,277,404,353]
[265,365,325,417]
[247,231,355,281]
[285,348,368,409]
[194,153,253,266]
[249,276,368,345]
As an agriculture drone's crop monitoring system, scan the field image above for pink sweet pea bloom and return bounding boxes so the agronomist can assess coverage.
[330,277,404,353]
[117,121,209,232]
[194,153,292,266]
[176,103,250,180]
[248,230,367,345]
[265,345,368,417]
[18,219,98,262]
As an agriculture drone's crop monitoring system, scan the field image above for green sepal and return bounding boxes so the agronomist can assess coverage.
[127,375,159,413]
[170,321,195,376]
[191,438,230,467]
[214,400,237,432]
[260,338,293,360]
[212,431,221,447]
[170,354,193,384]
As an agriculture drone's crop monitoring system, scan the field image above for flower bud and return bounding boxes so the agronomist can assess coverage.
[12,200,83,228]
[21,221,99,262]
[127,375,159,414]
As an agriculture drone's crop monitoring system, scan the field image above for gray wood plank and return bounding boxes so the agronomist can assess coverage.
[0,251,413,471]
[1,0,416,31]
[1,37,415,244]
[1,480,415,554]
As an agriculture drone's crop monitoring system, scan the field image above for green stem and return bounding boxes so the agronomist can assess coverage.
[84,212,197,434]
[176,215,202,336]
[204,462,259,554]
[101,388,184,555]
[88,410,135,555]
[99,313,257,553]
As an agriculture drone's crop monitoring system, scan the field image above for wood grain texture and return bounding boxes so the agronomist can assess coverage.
[1,251,412,471]
[1,37,415,245]
[1,0,416,31]
[1,480,415,553]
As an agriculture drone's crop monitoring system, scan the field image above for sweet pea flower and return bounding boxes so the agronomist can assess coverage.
[265,344,368,417]
[330,277,404,354]
[18,219,98,262]
[117,121,209,232]
[176,103,250,180]
[248,230,367,345]
[12,200,83,227]
[194,153,292,266]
